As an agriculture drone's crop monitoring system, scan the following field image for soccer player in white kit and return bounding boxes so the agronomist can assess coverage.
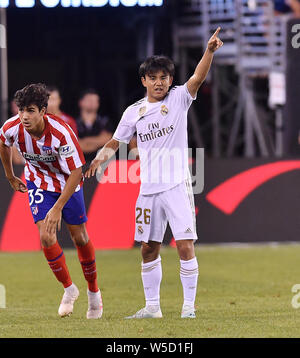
[86,28,223,318]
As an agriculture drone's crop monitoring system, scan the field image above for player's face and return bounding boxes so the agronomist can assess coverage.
[141,70,173,102]
[19,105,46,133]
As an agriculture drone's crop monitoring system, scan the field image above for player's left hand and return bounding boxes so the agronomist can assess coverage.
[207,27,223,53]
[44,207,62,235]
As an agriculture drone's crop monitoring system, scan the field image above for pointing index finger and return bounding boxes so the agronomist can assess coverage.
[212,27,221,38]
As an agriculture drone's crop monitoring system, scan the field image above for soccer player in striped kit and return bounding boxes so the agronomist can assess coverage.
[86,29,223,318]
[0,83,102,319]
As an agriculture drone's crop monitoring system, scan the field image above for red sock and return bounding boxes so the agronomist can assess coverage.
[76,240,98,292]
[43,241,72,288]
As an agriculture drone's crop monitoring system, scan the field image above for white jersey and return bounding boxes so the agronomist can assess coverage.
[113,83,196,195]
[0,114,85,193]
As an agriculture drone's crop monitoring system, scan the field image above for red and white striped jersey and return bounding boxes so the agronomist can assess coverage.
[0,114,86,193]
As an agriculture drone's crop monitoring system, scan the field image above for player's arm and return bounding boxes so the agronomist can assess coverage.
[12,146,25,164]
[44,167,83,235]
[78,130,112,153]
[0,140,27,192]
[128,136,139,159]
[85,138,120,178]
[186,27,223,98]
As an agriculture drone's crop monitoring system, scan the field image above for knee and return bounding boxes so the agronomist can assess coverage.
[37,220,56,247]
[176,240,195,261]
[40,232,56,248]
[141,242,160,263]
[70,227,89,247]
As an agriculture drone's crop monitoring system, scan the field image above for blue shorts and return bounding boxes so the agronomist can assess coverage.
[26,181,88,225]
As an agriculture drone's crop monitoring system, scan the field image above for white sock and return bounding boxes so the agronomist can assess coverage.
[87,289,100,296]
[64,283,77,295]
[180,257,199,308]
[87,289,101,309]
[141,256,162,310]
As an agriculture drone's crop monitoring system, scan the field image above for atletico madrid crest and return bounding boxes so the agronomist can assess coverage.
[31,206,39,215]
[42,146,52,155]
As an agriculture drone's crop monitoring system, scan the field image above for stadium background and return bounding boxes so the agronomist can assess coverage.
[1,0,300,250]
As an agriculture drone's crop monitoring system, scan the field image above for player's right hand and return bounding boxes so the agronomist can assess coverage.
[207,27,223,53]
[8,176,27,193]
[85,159,101,178]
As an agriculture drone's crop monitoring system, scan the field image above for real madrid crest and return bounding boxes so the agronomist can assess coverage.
[161,105,168,116]
[137,225,144,234]
[139,106,146,117]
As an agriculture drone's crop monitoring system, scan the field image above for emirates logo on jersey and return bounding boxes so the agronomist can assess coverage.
[138,125,174,142]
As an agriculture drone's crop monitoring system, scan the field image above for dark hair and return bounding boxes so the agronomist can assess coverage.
[14,83,49,111]
[139,55,175,78]
[79,88,100,100]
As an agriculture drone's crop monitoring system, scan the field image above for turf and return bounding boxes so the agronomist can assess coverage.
[0,244,300,338]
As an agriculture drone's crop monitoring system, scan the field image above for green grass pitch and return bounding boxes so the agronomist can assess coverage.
[1,244,300,338]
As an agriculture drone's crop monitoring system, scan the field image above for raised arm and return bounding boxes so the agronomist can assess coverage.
[85,138,120,178]
[186,27,223,98]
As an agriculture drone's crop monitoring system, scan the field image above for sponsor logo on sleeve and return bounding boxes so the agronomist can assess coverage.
[59,144,75,158]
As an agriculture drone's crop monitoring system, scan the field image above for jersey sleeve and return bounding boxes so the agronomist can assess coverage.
[57,125,86,171]
[170,83,197,110]
[0,117,19,147]
[113,108,136,144]
[0,127,13,147]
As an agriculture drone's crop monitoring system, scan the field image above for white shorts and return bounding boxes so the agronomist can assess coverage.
[134,179,198,243]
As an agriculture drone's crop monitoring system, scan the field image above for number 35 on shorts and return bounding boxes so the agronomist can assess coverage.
[28,188,44,206]
[136,207,151,225]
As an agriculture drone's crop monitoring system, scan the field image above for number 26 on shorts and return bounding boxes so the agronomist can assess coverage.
[28,188,44,206]
[136,207,151,225]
